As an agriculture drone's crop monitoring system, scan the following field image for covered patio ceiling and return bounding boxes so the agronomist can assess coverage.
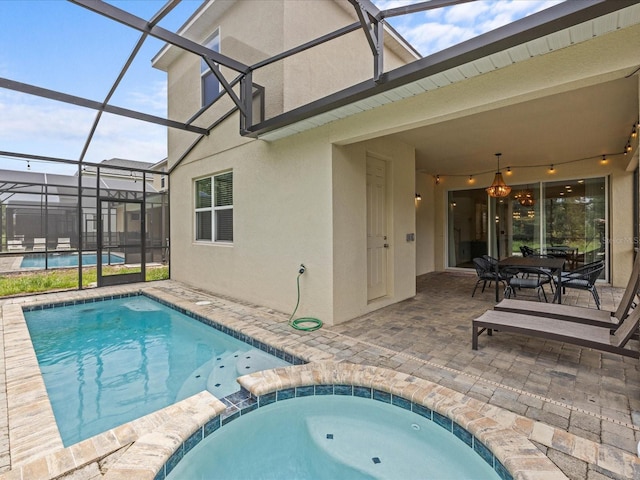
[391,75,639,176]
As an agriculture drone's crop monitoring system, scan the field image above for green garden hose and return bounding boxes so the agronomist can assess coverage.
[288,266,323,331]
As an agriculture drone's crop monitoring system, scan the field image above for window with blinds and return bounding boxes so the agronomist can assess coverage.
[195,171,233,242]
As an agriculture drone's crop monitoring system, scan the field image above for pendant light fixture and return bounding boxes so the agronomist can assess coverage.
[515,185,535,207]
[486,153,511,198]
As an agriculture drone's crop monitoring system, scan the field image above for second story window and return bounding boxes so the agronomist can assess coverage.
[201,31,220,106]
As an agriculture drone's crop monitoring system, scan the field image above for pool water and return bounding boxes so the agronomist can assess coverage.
[167,395,500,480]
[24,296,290,446]
[20,252,125,268]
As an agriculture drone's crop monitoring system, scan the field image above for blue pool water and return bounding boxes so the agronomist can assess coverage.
[24,296,290,446]
[20,252,125,268]
[166,395,500,480]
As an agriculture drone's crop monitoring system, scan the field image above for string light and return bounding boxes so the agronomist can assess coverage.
[623,121,638,156]
[430,133,637,183]
[27,160,31,171]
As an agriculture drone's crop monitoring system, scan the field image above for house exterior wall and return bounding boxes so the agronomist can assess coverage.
[160,1,639,326]
[159,0,414,166]
[169,115,336,322]
[281,0,411,113]
[158,0,418,325]
[416,171,436,275]
[332,138,416,323]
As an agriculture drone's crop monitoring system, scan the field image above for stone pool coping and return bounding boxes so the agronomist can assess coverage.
[238,362,568,480]
[106,362,568,480]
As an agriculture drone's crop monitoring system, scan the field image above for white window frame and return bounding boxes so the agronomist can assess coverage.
[194,170,233,243]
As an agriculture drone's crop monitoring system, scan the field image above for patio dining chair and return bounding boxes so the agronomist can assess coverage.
[559,260,605,309]
[471,257,510,297]
[502,266,556,302]
[494,253,640,329]
[520,245,537,257]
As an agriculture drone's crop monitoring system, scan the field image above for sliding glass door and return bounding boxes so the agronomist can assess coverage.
[449,177,607,278]
[542,178,606,274]
[447,189,488,268]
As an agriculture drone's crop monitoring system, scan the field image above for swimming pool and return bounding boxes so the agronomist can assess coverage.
[166,395,501,480]
[20,252,125,268]
[24,294,291,446]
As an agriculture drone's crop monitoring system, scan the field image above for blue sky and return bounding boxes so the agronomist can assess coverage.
[0,0,561,175]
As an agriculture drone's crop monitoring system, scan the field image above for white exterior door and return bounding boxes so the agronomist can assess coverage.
[367,156,388,301]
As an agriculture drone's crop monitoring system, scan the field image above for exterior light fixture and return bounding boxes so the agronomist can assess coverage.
[415,193,422,201]
[515,188,535,207]
[486,153,511,198]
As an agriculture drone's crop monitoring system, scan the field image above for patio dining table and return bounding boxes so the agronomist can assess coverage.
[495,255,566,303]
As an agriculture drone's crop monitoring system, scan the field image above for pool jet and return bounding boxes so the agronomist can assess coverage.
[288,264,323,331]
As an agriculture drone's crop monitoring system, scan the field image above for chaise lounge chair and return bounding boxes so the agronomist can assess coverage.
[471,301,640,358]
[56,238,72,250]
[32,238,47,252]
[493,254,640,329]
[7,239,26,252]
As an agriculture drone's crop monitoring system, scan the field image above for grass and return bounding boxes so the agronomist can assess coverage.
[0,265,169,297]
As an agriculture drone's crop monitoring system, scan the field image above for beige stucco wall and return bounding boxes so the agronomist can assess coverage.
[160,1,639,325]
[332,138,416,324]
[281,0,411,112]
[169,112,418,326]
[169,114,336,323]
[159,0,414,163]
[416,171,436,275]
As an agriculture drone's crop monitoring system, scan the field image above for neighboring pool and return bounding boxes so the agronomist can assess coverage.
[24,295,291,446]
[166,395,502,480]
[20,252,125,268]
